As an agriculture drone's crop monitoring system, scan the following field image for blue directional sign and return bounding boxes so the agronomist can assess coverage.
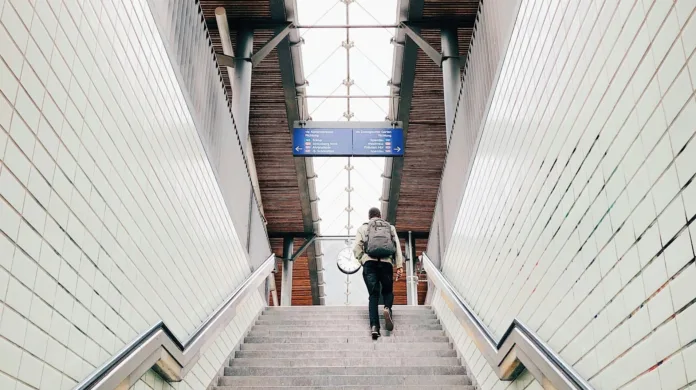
[353,128,404,156]
[292,128,353,156]
[292,127,404,157]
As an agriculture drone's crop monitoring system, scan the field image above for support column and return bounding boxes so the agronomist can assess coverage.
[406,231,418,305]
[230,28,265,217]
[410,233,418,305]
[281,237,294,306]
[441,27,460,145]
[404,237,412,305]
[232,28,254,149]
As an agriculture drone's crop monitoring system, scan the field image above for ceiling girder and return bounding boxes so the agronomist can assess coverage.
[204,16,476,30]
[268,232,431,240]
[215,23,293,68]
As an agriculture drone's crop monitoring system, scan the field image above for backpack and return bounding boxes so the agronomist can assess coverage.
[363,219,396,260]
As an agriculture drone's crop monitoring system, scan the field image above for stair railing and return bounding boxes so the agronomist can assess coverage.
[74,254,276,390]
[422,252,593,390]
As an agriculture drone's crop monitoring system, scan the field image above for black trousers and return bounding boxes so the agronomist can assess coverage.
[362,261,394,328]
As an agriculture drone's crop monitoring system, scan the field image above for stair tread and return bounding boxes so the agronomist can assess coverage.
[261,313,435,316]
[264,306,433,313]
[225,366,467,376]
[230,357,460,367]
[261,313,436,316]
[255,321,441,326]
[214,386,474,390]
[247,330,445,337]
[218,374,473,386]
[235,350,458,358]
[240,342,453,351]
[244,336,450,343]
[252,324,443,328]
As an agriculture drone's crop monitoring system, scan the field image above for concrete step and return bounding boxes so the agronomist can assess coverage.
[218,375,473,387]
[264,306,432,313]
[252,323,444,331]
[244,335,450,344]
[230,357,460,367]
[260,313,438,320]
[265,304,432,309]
[214,386,475,390]
[235,349,458,359]
[255,319,441,326]
[240,342,453,351]
[247,329,446,337]
[225,366,467,377]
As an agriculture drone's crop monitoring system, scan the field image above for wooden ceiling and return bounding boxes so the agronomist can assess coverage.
[394,0,478,232]
[203,6,305,233]
[200,0,482,305]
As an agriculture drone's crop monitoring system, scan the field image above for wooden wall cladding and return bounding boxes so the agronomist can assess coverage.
[271,238,430,306]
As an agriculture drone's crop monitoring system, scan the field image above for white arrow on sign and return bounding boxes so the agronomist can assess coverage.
[394,147,401,152]
[295,146,301,152]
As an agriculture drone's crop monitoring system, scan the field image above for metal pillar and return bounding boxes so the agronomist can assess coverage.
[215,8,235,79]
[232,28,254,149]
[281,237,294,306]
[441,27,460,145]
[405,239,413,305]
[411,235,419,305]
[406,231,418,305]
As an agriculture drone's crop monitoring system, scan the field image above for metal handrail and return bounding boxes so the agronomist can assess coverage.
[75,254,276,390]
[422,253,593,390]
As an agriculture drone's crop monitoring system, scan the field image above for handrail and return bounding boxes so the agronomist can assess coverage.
[75,254,276,390]
[422,253,593,390]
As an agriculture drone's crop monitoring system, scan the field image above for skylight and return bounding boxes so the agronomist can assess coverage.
[296,0,397,305]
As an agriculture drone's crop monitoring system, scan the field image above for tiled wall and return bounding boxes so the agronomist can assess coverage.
[434,0,696,389]
[427,0,521,267]
[145,0,271,274]
[0,0,266,388]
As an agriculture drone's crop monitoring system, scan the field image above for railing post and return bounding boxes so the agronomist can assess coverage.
[267,273,279,306]
[281,237,294,306]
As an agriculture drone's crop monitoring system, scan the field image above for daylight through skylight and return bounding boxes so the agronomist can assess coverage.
[296,0,397,305]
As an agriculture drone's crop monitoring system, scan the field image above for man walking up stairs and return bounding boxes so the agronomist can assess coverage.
[353,207,404,339]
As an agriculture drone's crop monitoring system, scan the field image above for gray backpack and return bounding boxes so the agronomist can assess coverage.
[363,219,396,260]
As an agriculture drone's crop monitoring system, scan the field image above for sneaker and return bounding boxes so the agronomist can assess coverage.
[383,307,394,331]
[371,326,381,340]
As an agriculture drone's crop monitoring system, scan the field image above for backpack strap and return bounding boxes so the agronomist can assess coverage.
[362,222,370,254]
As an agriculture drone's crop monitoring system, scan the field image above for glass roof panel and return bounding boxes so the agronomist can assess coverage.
[296,1,344,25]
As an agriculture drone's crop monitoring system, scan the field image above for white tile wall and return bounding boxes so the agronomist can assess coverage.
[434,0,696,389]
[0,0,265,388]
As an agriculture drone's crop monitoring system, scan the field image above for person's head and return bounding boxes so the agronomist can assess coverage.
[368,207,381,219]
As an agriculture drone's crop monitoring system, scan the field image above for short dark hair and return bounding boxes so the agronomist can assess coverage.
[368,207,381,219]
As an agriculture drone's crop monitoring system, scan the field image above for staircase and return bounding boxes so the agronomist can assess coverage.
[213,305,475,389]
